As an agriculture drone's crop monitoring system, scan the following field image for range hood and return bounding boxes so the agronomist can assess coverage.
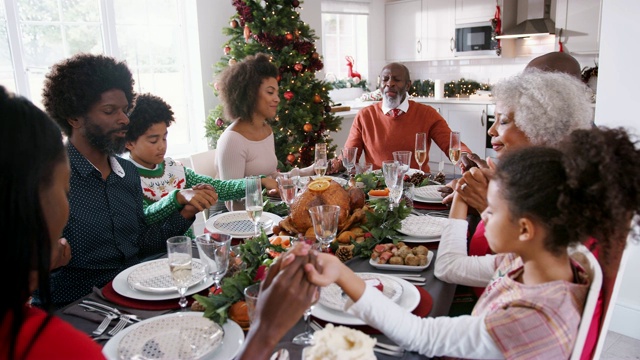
[496,0,555,39]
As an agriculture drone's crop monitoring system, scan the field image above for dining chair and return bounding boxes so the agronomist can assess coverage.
[568,244,602,360]
[190,149,218,222]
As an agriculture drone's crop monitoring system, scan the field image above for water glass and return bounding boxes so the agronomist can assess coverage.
[308,205,341,252]
[244,283,261,325]
[277,172,297,209]
[195,233,231,291]
[166,236,193,310]
[382,160,404,209]
[393,150,412,175]
[356,162,373,175]
[341,147,358,178]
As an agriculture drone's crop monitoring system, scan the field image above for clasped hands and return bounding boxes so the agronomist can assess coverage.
[438,153,495,213]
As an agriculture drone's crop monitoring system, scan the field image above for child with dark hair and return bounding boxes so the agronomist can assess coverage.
[126,93,277,236]
[302,126,640,359]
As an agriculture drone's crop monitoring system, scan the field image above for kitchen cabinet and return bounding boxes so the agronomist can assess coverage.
[555,0,602,54]
[455,0,497,25]
[424,0,455,59]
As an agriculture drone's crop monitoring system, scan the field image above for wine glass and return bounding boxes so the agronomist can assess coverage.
[392,150,411,176]
[382,160,404,209]
[308,205,341,252]
[291,236,321,345]
[341,147,358,178]
[314,143,328,177]
[449,131,461,179]
[166,236,193,311]
[194,232,231,291]
[245,176,263,236]
[277,172,297,212]
[415,133,427,173]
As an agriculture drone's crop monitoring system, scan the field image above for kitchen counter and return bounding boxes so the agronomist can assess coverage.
[334,97,494,116]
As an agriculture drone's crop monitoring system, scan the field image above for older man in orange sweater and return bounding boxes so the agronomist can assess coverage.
[341,63,469,172]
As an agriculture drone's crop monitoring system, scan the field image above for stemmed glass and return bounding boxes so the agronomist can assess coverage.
[314,143,328,177]
[308,205,341,252]
[341,147,358,178]
[194,233,231,291]
[166,236,193,311]
[392,150,411,176]
[291,237,322,345]
[245,176,263,236]
[415,133,427,173]
[449,131,461,179]
[382,160,404,209]
[277,172,297,213]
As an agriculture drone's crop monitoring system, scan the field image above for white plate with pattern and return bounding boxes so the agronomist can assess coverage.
[398,215,447,238]
[103,313,244,360]
[126,259,206,294]
[205,211,282,238]
[312,273,420,326]
[318,273,403,312]
[413,185,444,203]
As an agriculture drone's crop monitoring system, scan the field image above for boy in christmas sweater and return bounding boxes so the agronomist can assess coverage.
[126,93,277,237]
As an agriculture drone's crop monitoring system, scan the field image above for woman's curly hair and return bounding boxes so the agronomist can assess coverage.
[42,53,136,136]
[217,53,278,122]
[126,93,175,144]
[494,127,640,271]
[492,70,594,146]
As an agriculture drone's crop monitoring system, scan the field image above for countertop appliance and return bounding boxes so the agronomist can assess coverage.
[455,22,498,56]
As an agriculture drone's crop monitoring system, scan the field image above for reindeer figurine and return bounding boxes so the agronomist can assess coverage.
[345,56,361,80]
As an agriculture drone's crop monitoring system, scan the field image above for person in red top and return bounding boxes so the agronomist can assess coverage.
[0,86,104,359]
[338,62,469,171]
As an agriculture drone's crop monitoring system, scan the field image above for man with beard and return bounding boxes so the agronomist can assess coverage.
[36,54,217,308]
[338,62,468,171]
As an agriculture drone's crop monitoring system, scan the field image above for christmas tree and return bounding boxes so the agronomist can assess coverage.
[204,0,342,169]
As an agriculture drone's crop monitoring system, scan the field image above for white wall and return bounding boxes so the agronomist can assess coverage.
[593,0,640,340]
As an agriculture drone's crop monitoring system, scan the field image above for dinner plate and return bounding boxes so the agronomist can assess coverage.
[398,215,447,238]
[113,260,213,301]
[127,259,206,294]
[312,273,420,326]
[413,185,444,203]
[205,211,283,238]
[103,313,244,360]
[319,273,403,312]
[369,250,434,271]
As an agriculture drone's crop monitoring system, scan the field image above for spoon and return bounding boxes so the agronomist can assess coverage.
[270,348,289,360]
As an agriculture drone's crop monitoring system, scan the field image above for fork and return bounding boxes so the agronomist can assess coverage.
[107,315,131,336]
[92,312,118,336]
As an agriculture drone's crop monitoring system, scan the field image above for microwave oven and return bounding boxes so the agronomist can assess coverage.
[455,22,498,56]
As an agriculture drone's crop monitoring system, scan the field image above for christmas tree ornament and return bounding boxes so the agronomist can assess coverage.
[294,63,303,72]
[244,25,251,42]
[276,75,282,82]
[303,123,313,132]
[230,19,239,28]
[313,94,322,103]
[324,105,332,113]
[213,82,220,91]
[285,32,294,41]
[284,90,294,101]
[287,154,296,163]
[224,46,231,55]
[312,52,319,59]
[228,58,237,65]
[216,118,224,127]
[292,0,300,7]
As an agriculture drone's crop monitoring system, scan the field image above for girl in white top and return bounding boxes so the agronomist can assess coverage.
[302,127,640,359]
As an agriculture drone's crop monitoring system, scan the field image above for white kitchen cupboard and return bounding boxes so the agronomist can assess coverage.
[555,0,603,54]
[385,0,423,61]
[455,0,497,25]
[424,0,455,59]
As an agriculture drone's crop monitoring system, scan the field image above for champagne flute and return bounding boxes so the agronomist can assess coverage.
[245,176,263,236]
[276,172,297,213]
[341,147,358,178]
[392,150,412,176]
[308,205,341,252]
[166,236,193,311]
[449,131,461,179]
[415,133,427,173]
[382,160,404,209]
[194,233,231,291]
[314,143,328,177]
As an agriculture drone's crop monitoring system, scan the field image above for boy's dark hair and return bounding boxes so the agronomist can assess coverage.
[126,93,175,143]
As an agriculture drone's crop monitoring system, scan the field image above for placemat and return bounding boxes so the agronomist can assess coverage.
[102,280,209,310]
[313,285,433,334]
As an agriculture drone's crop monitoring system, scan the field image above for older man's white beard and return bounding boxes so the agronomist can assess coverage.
[382,92,404,109]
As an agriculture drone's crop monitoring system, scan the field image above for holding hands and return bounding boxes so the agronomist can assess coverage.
[176,183,218,219]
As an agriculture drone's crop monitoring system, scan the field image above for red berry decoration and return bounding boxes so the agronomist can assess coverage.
[284,90,294,101]
[230,20,238,28]
[224,46,231,55]
[303,123,313,132]
[287,154,296,163]
[313,94,322,104]
[294,63,303,72]
[285,33,294,41]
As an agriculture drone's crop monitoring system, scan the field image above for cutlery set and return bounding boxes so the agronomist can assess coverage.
[394,274,426,286]
[78,300,141,339]
[309,320,405,358]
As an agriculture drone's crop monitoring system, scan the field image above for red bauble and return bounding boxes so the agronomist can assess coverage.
[224,46,231,55]
[313,94,322,104]
[285,33,294,41]
[312,52,319,59]
[294,63,303,72]
[230,20,239,28]
[287,154,296,163]
[324,105,332,113]
[303,123,313,132]
[276,75,282,82]
[292,0,300,7]
[284,90,294,101]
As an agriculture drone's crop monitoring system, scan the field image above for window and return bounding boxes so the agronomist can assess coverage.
[0,0,203,157]
[321,0,369,82]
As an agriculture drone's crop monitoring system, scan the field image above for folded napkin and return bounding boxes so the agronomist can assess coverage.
[313,286,433,335]
[102,281,209,310]
[62,289,171,323]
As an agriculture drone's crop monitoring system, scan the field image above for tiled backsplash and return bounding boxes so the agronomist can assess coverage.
[403,36,598,86]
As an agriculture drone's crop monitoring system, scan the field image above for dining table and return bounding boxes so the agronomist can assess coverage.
[55,176,459,360]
